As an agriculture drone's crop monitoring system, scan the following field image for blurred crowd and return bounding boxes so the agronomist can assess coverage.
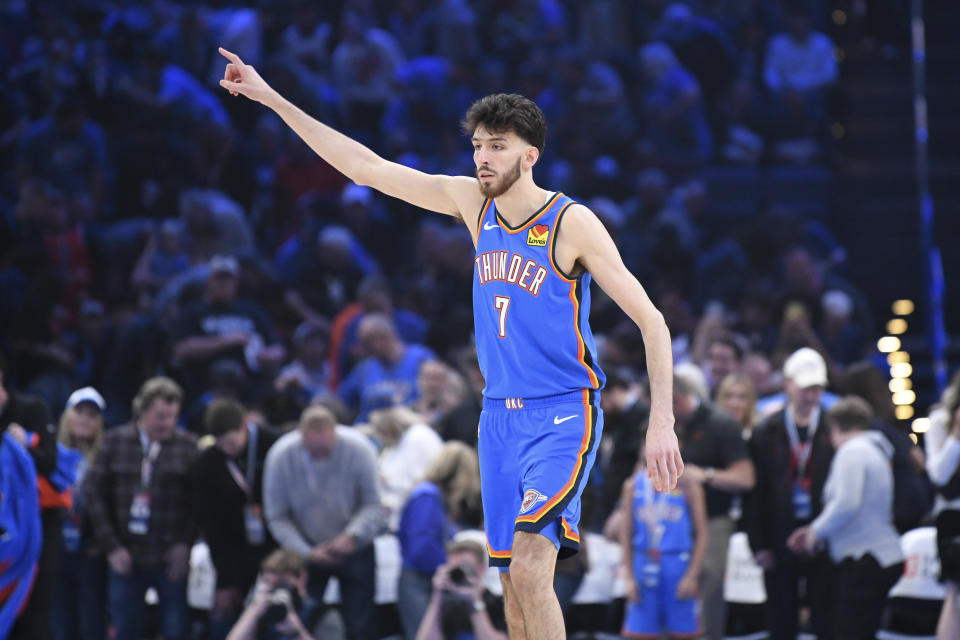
[0,0,949,640]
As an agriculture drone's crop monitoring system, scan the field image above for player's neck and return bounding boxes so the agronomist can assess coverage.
[494,181,551,227]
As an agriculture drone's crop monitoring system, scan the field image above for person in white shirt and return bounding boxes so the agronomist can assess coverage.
[789,396,904,640]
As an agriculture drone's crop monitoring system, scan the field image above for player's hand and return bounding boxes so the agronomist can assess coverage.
[645,417,683,493]
[108,547,133,575]
[218,48,277,107]
[675,573,698,600]
[754,549,776,570]
[625,579,639,603]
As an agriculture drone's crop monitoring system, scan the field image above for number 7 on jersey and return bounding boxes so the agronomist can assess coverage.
[494,295,511,338]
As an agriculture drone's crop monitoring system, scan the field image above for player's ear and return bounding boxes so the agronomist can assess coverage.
[524,145,539,170]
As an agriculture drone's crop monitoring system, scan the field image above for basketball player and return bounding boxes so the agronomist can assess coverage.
[218,47,683,640]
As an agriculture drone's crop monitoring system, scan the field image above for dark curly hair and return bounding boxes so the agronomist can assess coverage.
[461,93,547,154]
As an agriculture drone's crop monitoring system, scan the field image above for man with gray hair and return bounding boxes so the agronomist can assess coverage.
[263,405,384,639]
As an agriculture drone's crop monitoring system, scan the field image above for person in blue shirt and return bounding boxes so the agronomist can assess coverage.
[620,436,708,639]
[397,442,482,640]
[338,313,434,421]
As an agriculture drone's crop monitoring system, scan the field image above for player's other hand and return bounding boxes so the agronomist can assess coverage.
[218,48,276,107]
[646,416,683,493]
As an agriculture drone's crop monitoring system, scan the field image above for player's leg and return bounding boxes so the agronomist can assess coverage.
[509,530,564,640]
[499,572,528,640]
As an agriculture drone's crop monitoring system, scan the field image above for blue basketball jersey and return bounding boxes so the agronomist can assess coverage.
[632,472,693,553]
[472,192,605,399]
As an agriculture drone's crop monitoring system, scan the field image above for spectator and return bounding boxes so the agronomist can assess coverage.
[414,539,507,640]
[369,401,444,527]
[670,373,755,640]
[787,397,904,640]
[763,8,837,96]
[15,94,106,219]
[0,350,59,640]
[52,387,108,640]
[226,549,328,640]
[747,347,836,640]
[413,359,479,445]
[263,405,385,640]
[638,42,713,170]
[190,399,280,640]
[84,377,198,640]
[338,313,434,421]
[716,373,759,434]
[274,321,333,404]
[329,275,428,389]
[619,436,708,640]
[397,442,483,639]
[171,254,286,399]
[704,334,745,397]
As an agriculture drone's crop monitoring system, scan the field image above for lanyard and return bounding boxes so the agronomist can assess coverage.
[226,423,259,498]
[784,406,820,478]
[141,441,161,488]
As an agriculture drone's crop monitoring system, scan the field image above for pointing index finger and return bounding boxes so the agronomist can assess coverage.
[219,47,243,65]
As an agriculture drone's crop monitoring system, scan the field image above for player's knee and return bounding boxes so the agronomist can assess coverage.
[509,533,556,590]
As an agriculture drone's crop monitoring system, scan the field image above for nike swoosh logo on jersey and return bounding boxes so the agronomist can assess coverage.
[554,415,578,424]
[483,222,499,230]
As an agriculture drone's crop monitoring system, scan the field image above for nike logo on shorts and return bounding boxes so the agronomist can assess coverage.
[554,414,578,425]
[484,222,499,230]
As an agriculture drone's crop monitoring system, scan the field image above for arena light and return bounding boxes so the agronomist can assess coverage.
[896,406,915,420]
[912,417,931,434]
[892,299,915,316]
[878,336,901,353]
[909,433,919,445]
[886,319,908,335]
[890,362,913,378]
[887,351,910,365]
[893,390,917,406]
[889,378,912,393]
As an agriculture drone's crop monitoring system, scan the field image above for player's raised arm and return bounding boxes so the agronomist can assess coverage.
[217,47,479,219]
[558,204,683,492]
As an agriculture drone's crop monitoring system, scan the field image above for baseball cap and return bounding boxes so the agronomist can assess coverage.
[66,386,106,412]
[209,255,239,276]
[783,347,828,389]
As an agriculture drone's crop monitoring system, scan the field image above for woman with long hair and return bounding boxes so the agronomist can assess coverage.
[716,373,759,435]
[51,387,107,640]
[396,442,483,640]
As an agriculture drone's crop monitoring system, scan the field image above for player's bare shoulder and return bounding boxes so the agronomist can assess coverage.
[443,176,487,242]
[552,202,606,274]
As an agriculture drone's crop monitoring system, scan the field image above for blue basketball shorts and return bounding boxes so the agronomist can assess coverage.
[478,389,602,569]
[622,550,700,638]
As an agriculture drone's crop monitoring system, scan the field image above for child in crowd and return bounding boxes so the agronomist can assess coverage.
[621,435,708,639]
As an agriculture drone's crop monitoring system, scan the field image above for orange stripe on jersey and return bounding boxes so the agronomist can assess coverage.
[497,192,564,234]
[561,517,580,543]
[568,282,601,388]
[516,405,594,523]
[487,542,511,559]
[475,198,492,238]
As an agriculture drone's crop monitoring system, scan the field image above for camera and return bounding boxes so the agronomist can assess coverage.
[447,564,476,588]
[261,585,300,626]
